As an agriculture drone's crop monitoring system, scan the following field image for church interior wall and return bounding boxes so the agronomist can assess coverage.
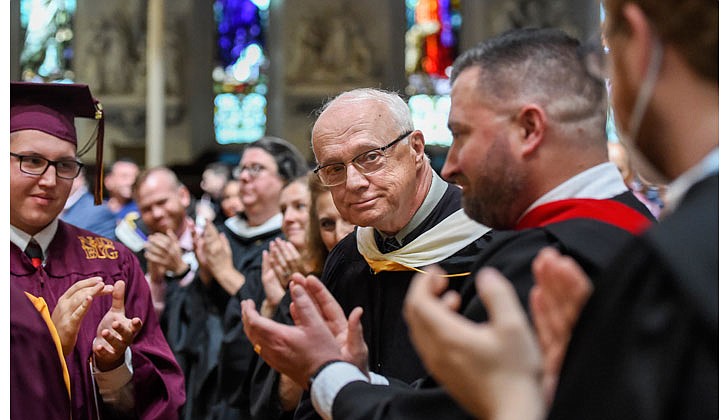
[10,0,600,169]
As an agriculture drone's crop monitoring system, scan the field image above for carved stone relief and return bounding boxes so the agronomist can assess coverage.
[286,7,376,87]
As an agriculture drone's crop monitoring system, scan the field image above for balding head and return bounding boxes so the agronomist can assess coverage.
[134,166,190,235]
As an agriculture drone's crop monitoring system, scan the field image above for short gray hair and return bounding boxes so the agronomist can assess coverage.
[312,88,414,146]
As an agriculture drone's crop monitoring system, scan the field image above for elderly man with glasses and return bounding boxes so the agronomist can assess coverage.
[243,88,492,419]
[243,28,658,420]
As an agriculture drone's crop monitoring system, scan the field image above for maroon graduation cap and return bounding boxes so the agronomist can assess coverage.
[10,81,105,204]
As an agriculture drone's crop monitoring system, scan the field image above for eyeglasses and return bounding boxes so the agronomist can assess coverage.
[10,152,84,179]
[233,163,268,179]
[313,131,412,187]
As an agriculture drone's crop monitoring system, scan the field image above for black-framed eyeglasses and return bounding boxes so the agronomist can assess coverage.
[233,163,269,179]
[10,152,84,179]
[313,130,412,187]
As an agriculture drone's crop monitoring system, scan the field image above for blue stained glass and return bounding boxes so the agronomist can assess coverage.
[213,0,269,144]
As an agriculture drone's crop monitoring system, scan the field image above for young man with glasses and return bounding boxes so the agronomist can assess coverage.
[10,81,185,419]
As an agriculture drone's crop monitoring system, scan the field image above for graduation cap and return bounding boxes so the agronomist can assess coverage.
[10,81,105,204]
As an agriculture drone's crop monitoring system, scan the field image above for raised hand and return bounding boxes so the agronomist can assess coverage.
[93,280,143,372]
[269,238,306,283]
[144,229,188,280]
[260,249,286,318]
[296,275,368,373]
[201,222,233,277]
[404,266,544,420]
[260,239,306,317]
[242,273,367,389]
[193,221,243,293]
[52,277,113,356]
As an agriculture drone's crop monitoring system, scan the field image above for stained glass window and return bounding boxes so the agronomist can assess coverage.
[405,0,460,146]
[19,0,76,82]
[213,0,270,144]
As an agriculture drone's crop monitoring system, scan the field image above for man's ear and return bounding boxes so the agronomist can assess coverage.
[620,3,657,85]
[180,186,191,208]
[409,130,427,164]
[515,105,546,156]
[103,173,113,189]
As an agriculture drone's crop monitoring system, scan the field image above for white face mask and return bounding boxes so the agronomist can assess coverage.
[619,36,664,145]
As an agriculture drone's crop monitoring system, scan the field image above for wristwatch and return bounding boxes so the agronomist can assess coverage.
[308,359,343,387]
[164,264,191,281]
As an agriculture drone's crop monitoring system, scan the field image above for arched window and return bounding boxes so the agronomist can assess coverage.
[213,0,270,144]
[405,0,460,146]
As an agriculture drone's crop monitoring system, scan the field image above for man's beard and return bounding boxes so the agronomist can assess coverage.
[461,140,525,230]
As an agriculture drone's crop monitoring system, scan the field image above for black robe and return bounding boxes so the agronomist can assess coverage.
[163,221,282,420]
[549,174,718,420]
[329,191,654,420]
[251,183,493,420]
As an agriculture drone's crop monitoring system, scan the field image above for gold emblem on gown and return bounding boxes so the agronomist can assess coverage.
[77,236,120,260]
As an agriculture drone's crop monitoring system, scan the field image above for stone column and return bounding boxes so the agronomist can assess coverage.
[146,0,166,166]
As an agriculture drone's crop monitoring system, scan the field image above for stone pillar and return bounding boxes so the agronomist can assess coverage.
[146,0,166,167]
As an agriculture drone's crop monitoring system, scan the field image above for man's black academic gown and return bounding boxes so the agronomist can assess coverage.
[549,174,718,420]
[330,191,654,420]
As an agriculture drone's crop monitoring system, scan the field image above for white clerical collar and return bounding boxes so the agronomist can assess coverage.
[520,162,628,221]
[10,218,59,256]
[376,168,448,244]
[663,147,719,213]
[224,213,283,238]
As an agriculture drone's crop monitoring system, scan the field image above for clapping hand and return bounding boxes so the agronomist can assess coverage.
[260,238,306,317]
[242,273,368,389]
[52,277,113,356]
[92,280,143,372]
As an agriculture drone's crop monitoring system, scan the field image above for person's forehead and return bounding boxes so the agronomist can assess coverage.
[140,172,178,194]
[281,181,309,200]
[449,69,505,122]
[313,116,398,161]
[113,161,139,174]
[320,97,395,132]
[451,67,483,101]
[10,129,76,155]
[242,147,276,166]
[315,192,336,211]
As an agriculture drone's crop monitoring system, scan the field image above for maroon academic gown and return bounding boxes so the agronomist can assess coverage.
[10,221,186,419]
[10,281,71,420]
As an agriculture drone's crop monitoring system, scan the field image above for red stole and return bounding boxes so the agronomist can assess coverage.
[516,198,652,235]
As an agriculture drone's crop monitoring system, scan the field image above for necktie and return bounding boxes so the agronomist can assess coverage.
[380,236,402,254]
[25,239,43,268]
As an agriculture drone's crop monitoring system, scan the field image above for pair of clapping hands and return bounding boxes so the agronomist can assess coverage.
[243,247,592,420]
[51,278,142,372]
[187,221,305,303]
[144,224,192,284]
